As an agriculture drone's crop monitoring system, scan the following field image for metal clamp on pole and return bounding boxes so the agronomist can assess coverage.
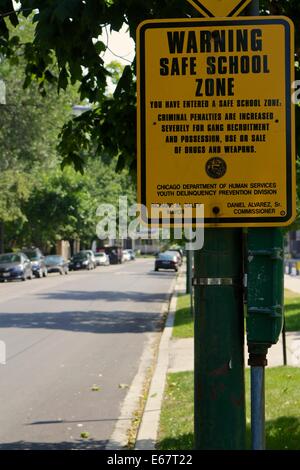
[192,277,241,286]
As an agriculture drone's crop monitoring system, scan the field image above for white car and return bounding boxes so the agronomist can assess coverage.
[94,252,110,266]
[127,249,136,260]
[80,250,96,268]
[122,250,131,262]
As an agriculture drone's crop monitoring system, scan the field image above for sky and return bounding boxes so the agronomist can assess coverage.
[101,24,135,66]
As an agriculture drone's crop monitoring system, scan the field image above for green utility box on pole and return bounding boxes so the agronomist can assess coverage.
[247,229,284,353]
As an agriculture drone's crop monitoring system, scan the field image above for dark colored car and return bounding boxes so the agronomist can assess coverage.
[45,255,69,275]
[155,251,179,272]
[104,246,123,264]
[0,252,33,281]
[23,248,48,278]
[69,252,94,271]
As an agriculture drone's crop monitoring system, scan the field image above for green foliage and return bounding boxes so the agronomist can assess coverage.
[0,1,195,172]
[5,158,135,252]
[0,27,77,234]
[106,60,124,86]
[1,1,299,177]
[20,168,97,250]
[0,170,31,223]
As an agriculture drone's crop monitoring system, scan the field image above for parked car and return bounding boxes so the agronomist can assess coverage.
[122,249,136,261]
[94,252,110,266]
[23,247,47,278]
[69,252,94,271]
[167,249,183,266]
[127,249,136,260]
[104,246,123,264]
[170,248,183,258]
[154,251,179,272]
[80,250,97,268]
[122,249,131,262]
[0,252,33,281]
[45,255,69,275]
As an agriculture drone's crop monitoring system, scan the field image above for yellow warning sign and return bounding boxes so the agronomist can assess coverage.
[186,0,252,18]
[137,17,295,227]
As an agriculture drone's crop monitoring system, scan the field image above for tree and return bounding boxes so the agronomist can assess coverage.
[0,18,80,251]
[5,158,135,252]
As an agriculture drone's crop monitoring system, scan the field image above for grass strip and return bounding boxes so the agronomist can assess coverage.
[284,289,300,331]
[172,294,193,338]
[157,367,300,450]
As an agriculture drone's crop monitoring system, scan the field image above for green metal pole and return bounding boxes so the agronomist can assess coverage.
[194,229,246,449]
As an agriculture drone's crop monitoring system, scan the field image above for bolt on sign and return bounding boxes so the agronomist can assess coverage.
[186,0,252,18]
[136,17,296,227]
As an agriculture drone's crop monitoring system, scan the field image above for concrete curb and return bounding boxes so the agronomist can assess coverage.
[105,332,158,450]
[105,275,177,450]
[134,273,183,450]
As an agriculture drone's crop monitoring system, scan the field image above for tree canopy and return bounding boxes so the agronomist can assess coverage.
[0,1,299,174]
[11,160,135,252]
[0,35,73,228]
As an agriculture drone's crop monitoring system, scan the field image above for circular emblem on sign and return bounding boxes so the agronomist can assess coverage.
[205,157,227,179]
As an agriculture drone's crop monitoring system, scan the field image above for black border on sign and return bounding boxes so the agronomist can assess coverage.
[190,1,214,17]
[138,18,293,226]
[230,1,251,17]
[188,1,250,17]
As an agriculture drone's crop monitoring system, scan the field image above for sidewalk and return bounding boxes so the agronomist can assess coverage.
[135,272,300,449]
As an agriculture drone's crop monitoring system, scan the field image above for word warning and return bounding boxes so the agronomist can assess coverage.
[137,17,295,227]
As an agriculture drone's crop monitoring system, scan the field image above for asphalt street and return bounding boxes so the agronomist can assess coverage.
[0,258,175,449]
